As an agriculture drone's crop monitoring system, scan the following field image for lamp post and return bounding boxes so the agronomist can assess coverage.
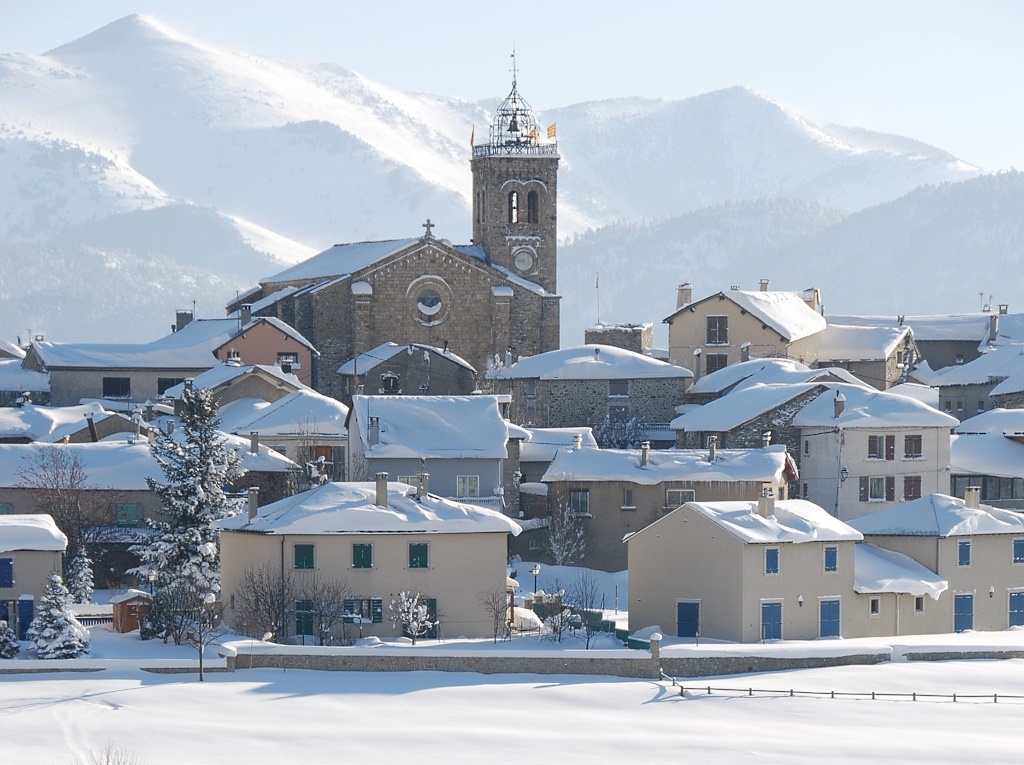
[146,570,156,596]
[531,563,541,594]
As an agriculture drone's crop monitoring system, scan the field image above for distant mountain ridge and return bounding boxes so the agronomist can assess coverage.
[0,13,1012,346]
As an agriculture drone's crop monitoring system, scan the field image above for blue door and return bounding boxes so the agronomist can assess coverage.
[676,602,700,638]
[761,602,782,641]
[954,593,974,632]
[1009,592,1024,627]
[819,599,840,637]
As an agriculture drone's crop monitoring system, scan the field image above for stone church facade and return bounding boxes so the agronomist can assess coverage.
[228,74,561,401]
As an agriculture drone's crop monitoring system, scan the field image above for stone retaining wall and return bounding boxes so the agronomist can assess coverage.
[659,651,889,679]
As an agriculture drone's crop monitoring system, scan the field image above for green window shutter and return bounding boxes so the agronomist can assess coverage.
[371,598,383,623]
[353,543,373,569]
[409,542,429,568]
[294,544,315,569]
[295,599,314,635]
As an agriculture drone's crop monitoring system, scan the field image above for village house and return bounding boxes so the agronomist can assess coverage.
[816,322,918,390]
[794,384,958,521]
[337,342,477,400]
[950,409,1024,508]
[216,477,521,642]
[583,322,657,356]
[663,281,825,374]
[0,401,140,444]
[162,363,308,415]
[0,340,49,406]
[534,441,798,571]
[0,514,66,639]
[849,491,1024,633]
[931,343,1024,420]
[683,357,862,406]
[488,344,691,441]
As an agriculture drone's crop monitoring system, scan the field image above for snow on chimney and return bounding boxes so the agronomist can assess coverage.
[416,472,430,500]
[759,278,770,292]
[247,486,260,522]
[762,431,772,448]
[757,488,775,518]
[249,431,259,454]
[707,435,717,462]
[640,441,650,467]
[573,433,583,450]
[990,314,999,343]
[692,348,702,382]
[741,342,751,363]
[677,283,693,308]
[833,391,846,419]
[964,486,981,508]
[375,472,388,507]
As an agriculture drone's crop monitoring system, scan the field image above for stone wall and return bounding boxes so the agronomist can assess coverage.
[659,651,889,678]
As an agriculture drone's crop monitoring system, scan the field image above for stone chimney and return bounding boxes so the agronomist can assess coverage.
[677,283,693,309]
[757,488,775,518]
[762,431,772,448]
[368,416,380,446]
[707,435,717,462]
[249,431,259,454]
[416,472,430,500]
[964,486,981,508]
[240,304,252,325]
[375,472,388,507]
[640,441,650,467]
[175,310,193,331]
[833,391,846,419]
[759,278,770,292]
[247,486,260,522]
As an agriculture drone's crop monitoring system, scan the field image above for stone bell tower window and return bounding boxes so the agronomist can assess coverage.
[508,191,519,223]
[527,190,538,223]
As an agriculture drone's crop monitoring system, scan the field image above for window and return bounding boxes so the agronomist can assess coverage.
[1014,539,1024,564]
[803,439,809,456]
[914,596,925,614]
[869,597,880,617]
[1009,592,1024,627]
[0,558,12,588]
[608,379,629,397]
[621,488,634,509]
[115,502,140,526]
[352,543,373,569]
[904,435,923,458]
[456,475,480,498]
[527,190,539,223]
[569,489,590,516]
[760,602,782,640]
[409,542,429,569]
[904,476,922,500]
[802,482,809,499]
[824,546,838,573]
[343,597,383,623]
[819,599,840,638]
[860,476,894,502]
[507,190,519,223]
[102,377,130,398]
[764,547,779,575]
[277,352,300,371]
[665,488,695,509]
[380,371,400,394]
[157,377,184,395]
[706,354,728,375]
[958,539,971,567]
[527,537,540,551]
[706,315,729,345]
[294,544,315,570]
[295,599,314,636]
[396,475,417,486]
[953,593,974,632]
[867,435,895,460]
[524,380,538,399]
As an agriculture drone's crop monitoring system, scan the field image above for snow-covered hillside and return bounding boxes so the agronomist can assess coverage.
[0,14,1010,344]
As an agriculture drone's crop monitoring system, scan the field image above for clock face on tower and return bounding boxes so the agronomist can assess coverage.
[512,247,536,273]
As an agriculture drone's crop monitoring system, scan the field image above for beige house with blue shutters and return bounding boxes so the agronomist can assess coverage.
[0,514,66,639]
[217,476,521,642]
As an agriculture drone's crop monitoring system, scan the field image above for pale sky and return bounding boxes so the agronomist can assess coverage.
[3,0,1023,170]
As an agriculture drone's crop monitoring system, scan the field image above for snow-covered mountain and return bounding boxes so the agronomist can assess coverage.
[0,14,1008,345]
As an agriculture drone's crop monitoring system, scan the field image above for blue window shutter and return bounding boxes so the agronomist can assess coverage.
[0,558,12,588]
[17,597,33,640]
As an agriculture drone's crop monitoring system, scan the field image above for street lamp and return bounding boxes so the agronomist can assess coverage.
[840,466,849,483]
[146,570,156,596]
[531,563,541,593]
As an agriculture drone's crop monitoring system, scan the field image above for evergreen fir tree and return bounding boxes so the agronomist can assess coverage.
[0,620,19,659]
[132,386,243,603]
[66,547,94,604]
[27,573,89,659]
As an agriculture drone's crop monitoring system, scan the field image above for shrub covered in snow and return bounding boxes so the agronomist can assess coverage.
[27,573,90,659]
[0,619,18,658]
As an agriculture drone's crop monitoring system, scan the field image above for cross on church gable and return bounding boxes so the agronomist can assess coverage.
[422,219,434,238]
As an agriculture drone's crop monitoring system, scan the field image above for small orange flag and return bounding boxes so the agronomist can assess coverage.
[546,123,557,139]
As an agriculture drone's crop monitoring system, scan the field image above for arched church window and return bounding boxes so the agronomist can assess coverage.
[508,191,519,223]
[527,191,538,223]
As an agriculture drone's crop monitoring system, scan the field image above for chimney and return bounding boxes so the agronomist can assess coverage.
[416,472,430,500]
[85,413,99,443]
[707,435,718,462]
[964,486,981,508]
[594,347,601,360]
[757,487,775,518]
[990,314,999,343]
[999,304,1009,315]
[247,486,260,522]
[166,420,175,436]
[184,378,194,394]
[240,304,252,325]
[175,310,193,331]
[250,431,259,454]
[504,348,512,367]
[741,342,751,363]
[692,348,702,382]
[144,400,154,422]
[368,416,380,446]
[759,278,770,292]
[762,431,772,448]
[833,391,846,419]
[375,472,388,507]
[640,441,650,467]
[677,283,693,309]
[573,433,583,450]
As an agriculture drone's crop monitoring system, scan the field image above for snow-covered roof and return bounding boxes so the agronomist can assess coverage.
[520,427,598,463]
[683,498,862,545]
[686,358,862,395]
[489,345,691,381]
[227,285,298,316]
[981,312,1024,349]
[0,358,49,393]
[238,316,317,353]
[0,441,161,489]
[542,444,795,485]
[216,481,521,536]
[337,341,475,375]
[949,434,1024,479]
[848,493,1024,537]
[0,514,67,553]
[853,543,947,600]
[0,340,26,359]
[218,390,349,438]
[0,402,111,442]
[352,395,510,459]
[725,290,827,342]
[262,239,421,283]
[954,408,1024,436]
[934,344,1024,387]
[792,383,959,429]
[829,313,988,342]
[671,383,821,432]
[818,324,911,362]
[886,382,940,409]
[162,363,309,399]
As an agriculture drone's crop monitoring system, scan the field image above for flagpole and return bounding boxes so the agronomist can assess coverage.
[596,272,601,324]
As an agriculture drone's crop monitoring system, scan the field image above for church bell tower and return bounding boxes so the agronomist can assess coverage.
[471,58,559,295]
